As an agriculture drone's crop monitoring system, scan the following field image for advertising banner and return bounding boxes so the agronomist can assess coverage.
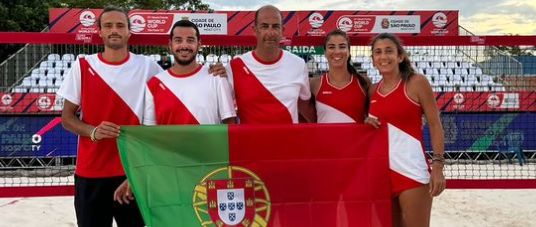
[0,116,77,157]
[423,113,536,152]
[49,9,459,36]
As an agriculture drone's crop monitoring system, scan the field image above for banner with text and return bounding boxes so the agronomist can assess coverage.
[423,113,536,152]
[0,116,77,157]
[4,92,533,114]
[49,9,458,36]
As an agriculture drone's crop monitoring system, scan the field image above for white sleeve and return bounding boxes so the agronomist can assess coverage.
[142,84,157,126]
[225,62,235,90]
[215,77,237,121]
[299,61,312,101]
[148,60,164,80]
[57,58,82,106]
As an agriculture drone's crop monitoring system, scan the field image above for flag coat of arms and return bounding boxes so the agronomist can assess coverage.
[118,124,393,227]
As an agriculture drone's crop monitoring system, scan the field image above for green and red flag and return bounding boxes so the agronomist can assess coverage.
[117,124,391,227]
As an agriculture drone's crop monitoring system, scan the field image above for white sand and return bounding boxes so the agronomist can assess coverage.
[0,189,535,227]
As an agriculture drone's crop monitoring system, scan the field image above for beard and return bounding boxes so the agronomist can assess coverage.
[106,42,126,50]
[173,50,197,66]
[105,36,126,50]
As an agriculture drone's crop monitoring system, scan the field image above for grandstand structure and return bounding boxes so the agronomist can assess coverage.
[0,25,535,194]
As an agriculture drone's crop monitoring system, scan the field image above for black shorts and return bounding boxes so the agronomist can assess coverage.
[74,175,145,227]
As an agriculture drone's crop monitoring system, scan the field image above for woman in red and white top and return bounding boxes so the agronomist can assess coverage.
[365,33,446,227]
[310,29,370,123]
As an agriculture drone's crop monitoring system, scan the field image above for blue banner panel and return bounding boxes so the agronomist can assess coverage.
[424,113,536,152]
[0,116,77,157]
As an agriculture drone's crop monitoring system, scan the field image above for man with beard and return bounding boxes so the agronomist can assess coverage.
[141,20,236,125]
[57,6,163,227]
[226,5,313,123]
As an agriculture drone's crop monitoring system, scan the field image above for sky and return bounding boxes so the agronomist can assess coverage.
[203,0,536,35]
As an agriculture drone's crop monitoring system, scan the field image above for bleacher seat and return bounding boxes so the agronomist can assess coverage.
[205,54,218,64]
[30,69,42,79]
[149,54,161,62]
[475,86,490,92]
[459,86,474,92]
[22,77,37,88]
[318,62,329,72]
[48,68,62,75]
[491,85,506,92]
[465,74,478,86]
[451,74,463,86]
[480,75,493,86]
[417,61,430,69]
[454,68,468,76]
[55,61,69,70]
[446,61,457,68]
[62,54,75,61]
[47,87,59,94]
[431,61,443,69]
[440,68,454,76]
[49,73,62,81]
[12,86,28,93]
[47,54,61,61]
[29,87,45,93]
[443,85,455,92]
[219,54,231,65]
[352,56,364,63]
[41,77,54,88]
[39,61,53,71]
[196,54,205,64]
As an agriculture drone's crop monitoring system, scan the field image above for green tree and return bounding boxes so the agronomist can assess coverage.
[0,0,62,62]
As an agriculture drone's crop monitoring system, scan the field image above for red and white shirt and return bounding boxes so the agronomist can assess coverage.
[143,65,236,125]
[57,53,162,178]
[228,50,311,124]
[315,74,366,123]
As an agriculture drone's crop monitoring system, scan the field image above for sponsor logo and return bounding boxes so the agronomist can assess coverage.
[453,93,464,104]
[322,91,332,95]
[130,15,146,33]
[381,18,390,29]
[309,12,324,28]
[1,94,13,105]
[79,11,96,27]
[432,12,447,28]
[37,95,52,110]
[487,94,500,108]
[337,17,353,32]
[193,166,270,227]
[500,93,520,109]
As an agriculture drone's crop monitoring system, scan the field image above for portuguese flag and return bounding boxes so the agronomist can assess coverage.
[118,124,391,227]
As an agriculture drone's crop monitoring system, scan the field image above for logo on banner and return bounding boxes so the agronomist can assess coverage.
[1,94,13,105]
[193,166,270,227]
[337,17,353,32]
[381,18,390,29]
[37,95,52,110]
[453,93,465,104]
[130,15,146,33]
[432,12,447,28]
[309,12,324,28]
[487,94,500,108]
[501,93,519,109]
[452,93,465,110]
[79,11,96,27]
